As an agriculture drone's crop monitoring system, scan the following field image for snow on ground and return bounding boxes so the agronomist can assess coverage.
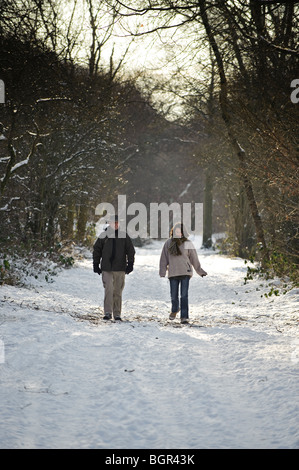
[0,240,298,449]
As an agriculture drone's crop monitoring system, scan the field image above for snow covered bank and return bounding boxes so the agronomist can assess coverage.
[0,241,298,449]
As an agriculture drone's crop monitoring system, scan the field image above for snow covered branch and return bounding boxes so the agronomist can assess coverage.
[0,121,40,199]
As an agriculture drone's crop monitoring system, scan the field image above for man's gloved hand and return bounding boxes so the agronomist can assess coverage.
[93,263,102,275]
[125,261,134,274]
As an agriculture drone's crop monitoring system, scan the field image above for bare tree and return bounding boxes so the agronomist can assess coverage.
[112,0,298,270]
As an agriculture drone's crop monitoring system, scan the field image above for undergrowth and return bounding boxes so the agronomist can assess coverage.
[244,250,298,297]
[0,242,75,286]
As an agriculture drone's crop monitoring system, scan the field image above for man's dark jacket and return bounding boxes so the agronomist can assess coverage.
[93,227,135,272]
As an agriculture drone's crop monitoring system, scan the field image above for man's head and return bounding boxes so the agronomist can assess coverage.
[108,215,119,231]
[109,220,119,230]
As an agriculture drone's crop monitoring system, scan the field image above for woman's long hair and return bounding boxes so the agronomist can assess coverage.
[169,222,189,239]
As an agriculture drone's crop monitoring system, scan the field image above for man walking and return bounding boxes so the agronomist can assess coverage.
[93,215,135,321]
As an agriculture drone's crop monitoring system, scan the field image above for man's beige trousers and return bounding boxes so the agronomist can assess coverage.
[102,271,125,317]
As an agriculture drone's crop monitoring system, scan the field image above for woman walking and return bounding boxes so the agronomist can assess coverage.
[159,223,207,324]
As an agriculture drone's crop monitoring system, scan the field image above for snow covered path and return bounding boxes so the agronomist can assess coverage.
[0,241,298,449]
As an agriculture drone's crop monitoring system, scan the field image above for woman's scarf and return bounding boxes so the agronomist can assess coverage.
[168,237,188,256]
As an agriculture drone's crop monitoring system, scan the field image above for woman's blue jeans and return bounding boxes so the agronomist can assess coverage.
[169,276,190,319]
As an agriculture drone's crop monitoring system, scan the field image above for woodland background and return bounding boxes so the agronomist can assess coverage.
[0,0,298,284]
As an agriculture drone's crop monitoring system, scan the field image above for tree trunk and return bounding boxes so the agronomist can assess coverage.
[202,171,213,249]
[76,204,88,243]
[60,205,75,240]
[200,0,269,262]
